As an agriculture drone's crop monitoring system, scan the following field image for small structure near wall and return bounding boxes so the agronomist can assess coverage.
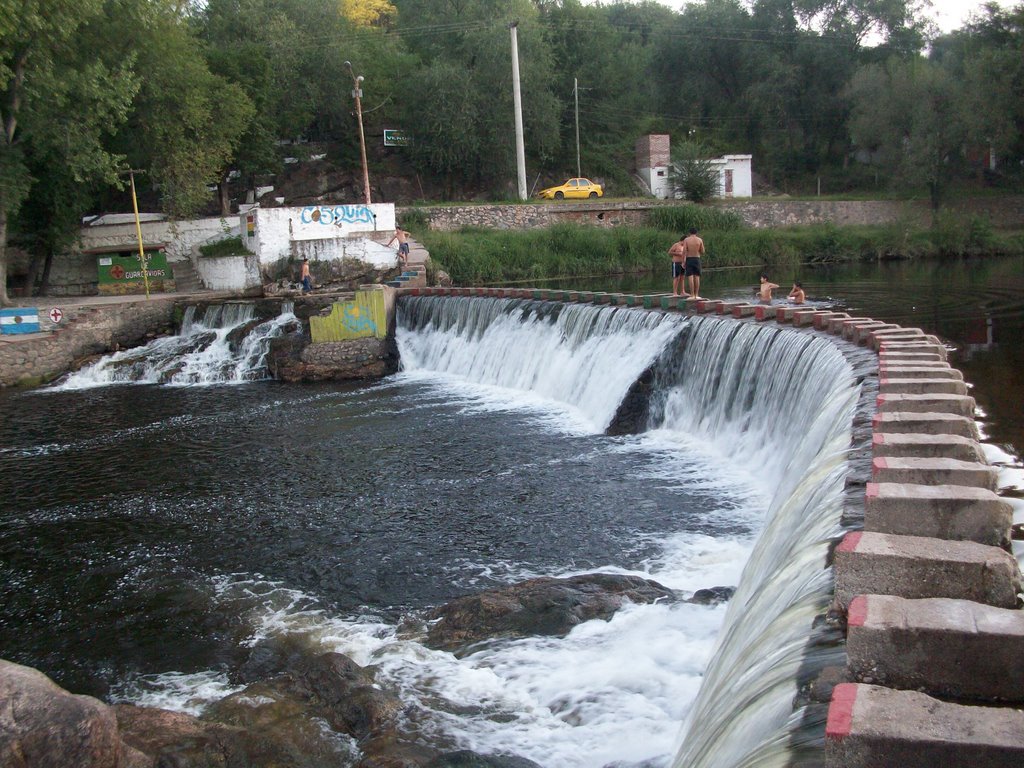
[241,203,398,283]
[708,155,753,198]
[89,243,176,295]
[635,134,753,200]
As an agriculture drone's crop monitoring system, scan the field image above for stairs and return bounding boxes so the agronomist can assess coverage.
[171,260,204,293]
[385,237,429,288]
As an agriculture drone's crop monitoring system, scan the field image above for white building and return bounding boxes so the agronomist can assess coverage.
[635,134,752,200]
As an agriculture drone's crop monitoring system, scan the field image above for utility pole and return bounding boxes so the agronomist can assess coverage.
[573,77,581,178]
[509,22,527,201]
[122,169,150,299]
[345,61,372,205]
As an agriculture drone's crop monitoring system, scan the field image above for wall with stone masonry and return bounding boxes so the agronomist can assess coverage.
[0,299,176,387]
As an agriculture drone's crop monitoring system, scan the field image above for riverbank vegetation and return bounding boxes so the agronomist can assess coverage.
[418,206,1024,285]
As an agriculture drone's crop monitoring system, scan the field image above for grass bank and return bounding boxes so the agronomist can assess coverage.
[410,205,1024,285]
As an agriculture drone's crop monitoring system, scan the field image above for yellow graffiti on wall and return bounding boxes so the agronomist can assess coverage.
[309,289,387,342]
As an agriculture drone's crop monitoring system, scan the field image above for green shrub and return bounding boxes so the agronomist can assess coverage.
[647,205,745,233]
[199,236,252,257]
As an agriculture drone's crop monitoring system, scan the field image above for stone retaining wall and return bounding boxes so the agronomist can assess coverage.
[0,299,177,387]
[397,284,1024,766]
[399,196,1024,232]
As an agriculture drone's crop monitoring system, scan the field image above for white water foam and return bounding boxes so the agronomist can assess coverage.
[54,304,299,390]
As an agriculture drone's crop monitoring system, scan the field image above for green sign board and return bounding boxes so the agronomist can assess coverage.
[97,250,172,294]
[383,129,410,147]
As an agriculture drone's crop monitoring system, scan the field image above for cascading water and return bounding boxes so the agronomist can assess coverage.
[398,297,860,766]
[55,302,299,389]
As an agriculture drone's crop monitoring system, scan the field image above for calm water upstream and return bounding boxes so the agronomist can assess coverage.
[0,254,1021,767]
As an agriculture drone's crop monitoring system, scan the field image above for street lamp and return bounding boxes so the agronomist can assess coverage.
[344,60,371,205]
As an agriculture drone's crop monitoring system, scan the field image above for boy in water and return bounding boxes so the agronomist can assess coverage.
[758,274,779,304]
[788,281,805,305]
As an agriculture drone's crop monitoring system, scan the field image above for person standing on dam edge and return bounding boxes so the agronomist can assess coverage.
[300,257,312,293]
[668,236,690,297]
[682,228,705,299]
[388,227,412,267]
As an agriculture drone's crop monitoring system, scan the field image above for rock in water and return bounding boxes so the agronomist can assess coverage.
[425,573,678,653]
[0,659,131,768]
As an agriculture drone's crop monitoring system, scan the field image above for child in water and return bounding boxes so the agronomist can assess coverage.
[758,274,779,304]
[788,281,805,305]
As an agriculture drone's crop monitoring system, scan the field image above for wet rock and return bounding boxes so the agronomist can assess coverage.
[205,652,402,744]
[0,659,129,768]
[435,271,453,288]
[425,574,679,653]
[225,319,264,348]
[425,750,544,768]
[687,586,736,606]
[605,365,654,436]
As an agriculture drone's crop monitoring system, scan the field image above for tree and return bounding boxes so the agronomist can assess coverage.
[341,0,397,27]
[669,141,719,203]
[848,57,970,211]
[0,0,138,304]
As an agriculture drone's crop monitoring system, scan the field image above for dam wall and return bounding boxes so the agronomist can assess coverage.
[397,285,1024,766]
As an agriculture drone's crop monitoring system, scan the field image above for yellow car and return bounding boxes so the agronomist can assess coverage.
[537,177,603,200]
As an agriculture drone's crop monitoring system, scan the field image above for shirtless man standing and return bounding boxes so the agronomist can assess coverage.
[387,227,412,266]
[682,228,705,299]
[668,236,689,297]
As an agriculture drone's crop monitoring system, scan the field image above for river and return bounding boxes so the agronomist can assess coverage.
[0,255,1020,767]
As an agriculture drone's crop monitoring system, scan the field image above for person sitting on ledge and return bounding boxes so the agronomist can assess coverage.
[788,281,805,305]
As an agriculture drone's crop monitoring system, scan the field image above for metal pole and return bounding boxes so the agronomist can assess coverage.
[346,61,371,205]
[128,170,151,300]
[574,77,581,178]
[509,22,527,201]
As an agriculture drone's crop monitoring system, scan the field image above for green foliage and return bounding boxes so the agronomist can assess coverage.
[647,205,745,233]
[668,141,719,203]
[199,236,253,257]
[930,211,998,256]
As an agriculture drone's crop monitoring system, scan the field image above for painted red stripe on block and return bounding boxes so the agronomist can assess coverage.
[871,434,885,447]
[847,595,869,627]
[872,457,888,473]
[876,394,887,409]
[865,481,880,498]
[836,531,863,553]
[825,683,859,741]
[879,377,890,386]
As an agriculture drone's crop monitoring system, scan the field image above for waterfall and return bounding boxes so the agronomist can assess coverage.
[56,302,299,389]
[398,297,860,765]
[398,296,687,432]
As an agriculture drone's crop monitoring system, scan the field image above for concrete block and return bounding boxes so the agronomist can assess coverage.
[871,456,997,490]
[695,300,722,313]
[577,291,594,302]
[842,320,887,341]
[872,433,985,462]
[864,482,1012,546]
[825,683,1024,768]
[660,295,680,310]
[878,366,962,380]
[792,309,821,327]
[847,594,1024,701]
[878,351,945,363]
[732,303,759,318]
[716,301,745,315]
[878,378,968,396]
[776,306,800,323]
[596,293,614,304]
[624,294,641,307]
[754,304,775,321]
[834,530,1021,608]
[879,341,948,361]
[875,393,975,416]
[814,311,847,330]
[872,412,979,439]
[828,315,853,333]
[644,293,668,308]
[683,297,702,311]
[852,323,899,344]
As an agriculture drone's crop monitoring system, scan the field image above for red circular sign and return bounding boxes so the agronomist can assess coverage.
[110,265,125,279]
[49,308,63,323]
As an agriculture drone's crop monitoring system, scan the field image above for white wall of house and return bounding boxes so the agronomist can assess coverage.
[80,216,234,262]
[639,166,672,199]
[708,155,753,198]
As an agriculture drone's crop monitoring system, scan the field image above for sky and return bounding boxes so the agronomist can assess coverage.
[647,0,1014,32]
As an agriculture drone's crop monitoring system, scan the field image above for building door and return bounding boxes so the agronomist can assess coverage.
[724,169,734,195]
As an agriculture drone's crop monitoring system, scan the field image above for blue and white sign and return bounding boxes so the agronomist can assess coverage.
[0,307,41,335]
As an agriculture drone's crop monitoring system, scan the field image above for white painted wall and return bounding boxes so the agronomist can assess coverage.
[80,217,235,262]
[195,255,262,291]
[241,204,395,260]
[708,155,753,198]
[639,166,672,199]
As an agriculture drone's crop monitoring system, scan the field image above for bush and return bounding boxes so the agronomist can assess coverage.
[199,236,252,257]
[647,205,745,233]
